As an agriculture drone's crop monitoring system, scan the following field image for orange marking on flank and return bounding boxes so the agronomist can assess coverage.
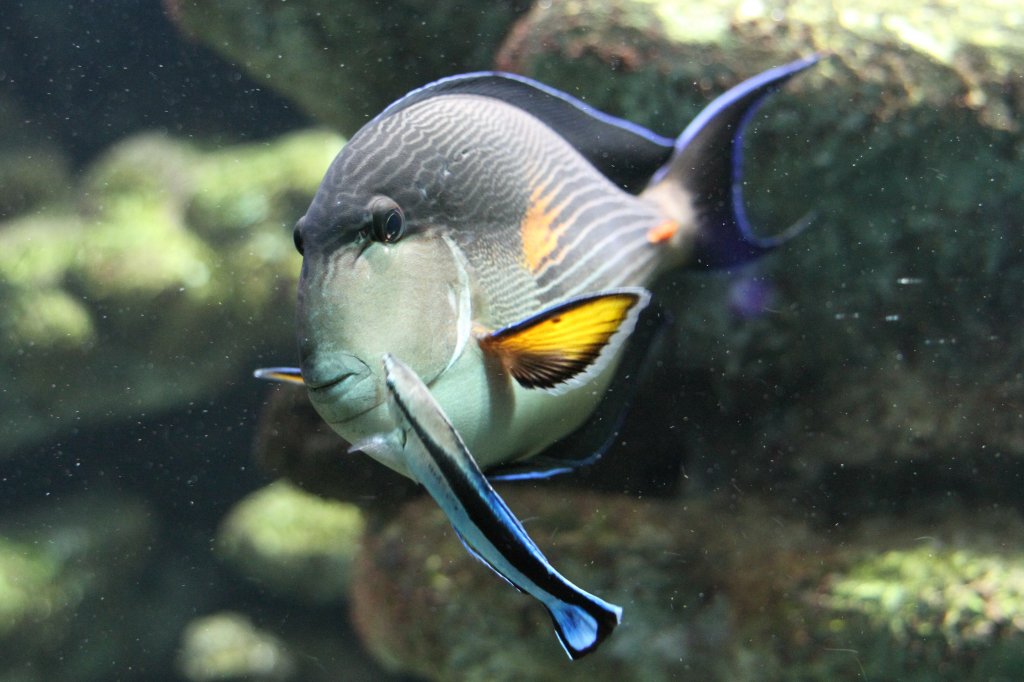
[646,220,680,244]
[520,186,572,273]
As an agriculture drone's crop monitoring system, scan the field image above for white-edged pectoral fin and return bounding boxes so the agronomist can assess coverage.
[380,353,621,659]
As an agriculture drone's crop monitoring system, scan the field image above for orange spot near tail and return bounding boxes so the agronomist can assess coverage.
[646,220,679,244]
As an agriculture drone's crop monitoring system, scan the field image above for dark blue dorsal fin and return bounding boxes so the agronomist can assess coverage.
[376,72,675,194]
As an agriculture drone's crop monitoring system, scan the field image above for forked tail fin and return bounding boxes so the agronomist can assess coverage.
[642,56,820,268]
[547,591,623,659]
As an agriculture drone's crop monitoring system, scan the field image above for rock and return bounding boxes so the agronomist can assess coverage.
[177,612,296,682]
[0,491,158,679]
[216,481,366,604]
[488,0,1024,501]
[165,0,531,135]
[0,129,342,455]
[352,488,1024,680]
[253,385,421,510]
[498,0,1020,132]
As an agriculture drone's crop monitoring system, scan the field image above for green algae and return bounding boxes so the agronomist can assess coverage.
[177,611,295,682]
[827,546,1024,649]
[216,481,366,604]
[0,538,61,639]
[1,129,343,454]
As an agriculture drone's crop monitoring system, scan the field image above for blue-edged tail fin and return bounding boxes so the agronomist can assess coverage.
[548,595,622,659]
[643,55,820,268]
[452,523,622,659]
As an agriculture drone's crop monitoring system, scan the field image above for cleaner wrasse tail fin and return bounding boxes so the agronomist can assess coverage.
[643,55,821,269]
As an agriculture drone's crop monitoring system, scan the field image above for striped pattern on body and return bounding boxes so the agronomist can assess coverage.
[313,93,672,328]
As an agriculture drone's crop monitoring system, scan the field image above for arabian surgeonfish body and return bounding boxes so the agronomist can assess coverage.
[257,56,819,658]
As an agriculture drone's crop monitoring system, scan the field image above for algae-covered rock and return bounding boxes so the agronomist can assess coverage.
[216,481,366,604]
[488,0,1024,495]
[177,612,296,682]
[352,489,817,680]
[0,129,342,455]
[351,489,1024,680]
[0,491,157,677]
[253,385,421,510]
[498,0,1021,131]
[166,0,529,135]
[0,538,63,649]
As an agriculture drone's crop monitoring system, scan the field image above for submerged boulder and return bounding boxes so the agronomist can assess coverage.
[0,130,341,455]
[0,492,158,680]
[351,488,1024,681]
[216,480,366,604]
[177,612,296,682]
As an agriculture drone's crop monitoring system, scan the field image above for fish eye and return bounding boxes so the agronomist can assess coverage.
[370,197,405,244]
[292,223,304,255]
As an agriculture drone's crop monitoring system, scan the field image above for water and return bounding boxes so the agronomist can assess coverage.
[2,1,1022,680]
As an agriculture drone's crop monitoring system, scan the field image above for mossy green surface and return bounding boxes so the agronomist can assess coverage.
[832,546,1024,641]
[0,492,156,675]
[811,545,1024,680]
[1,130,342,454]
[500,0,1022,132]
[0,539,61,640]
[177,611,295,682]
[353,490,1024,681]
[216,481,366,604]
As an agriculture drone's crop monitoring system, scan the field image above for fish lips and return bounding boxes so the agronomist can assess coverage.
[302,353,381,424]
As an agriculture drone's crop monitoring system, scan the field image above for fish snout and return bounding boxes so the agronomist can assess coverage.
[301,351,381,423]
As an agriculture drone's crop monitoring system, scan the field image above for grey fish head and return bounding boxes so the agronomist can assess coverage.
[295,222,471,429]
[293,116,475,430]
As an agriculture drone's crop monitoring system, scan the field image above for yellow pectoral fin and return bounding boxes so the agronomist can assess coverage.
[479,288,651,392]
[253,367,305,385]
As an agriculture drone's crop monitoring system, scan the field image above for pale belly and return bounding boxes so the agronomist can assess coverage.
[321,341,617,477]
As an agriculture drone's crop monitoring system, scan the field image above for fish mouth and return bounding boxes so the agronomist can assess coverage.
[303,353,373,393]
[307,372,359,392]
[302,354,382,427]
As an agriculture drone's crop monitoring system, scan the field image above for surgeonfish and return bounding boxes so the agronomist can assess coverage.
[256,56,820,658]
